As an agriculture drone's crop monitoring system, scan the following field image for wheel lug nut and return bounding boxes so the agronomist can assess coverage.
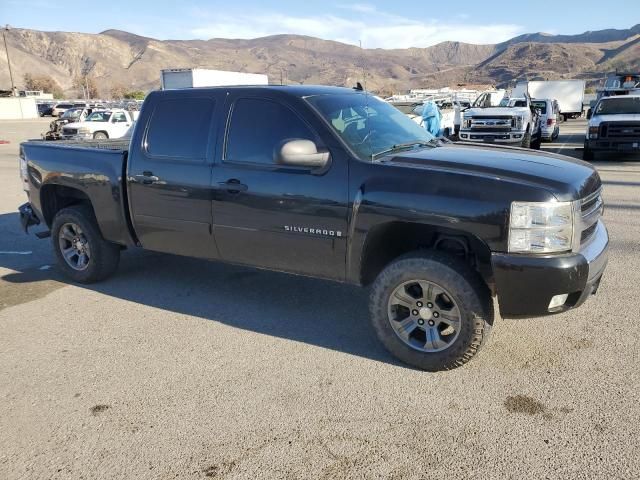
[433,312,440,318]
[418,319,425,326]
[412,310,419,316]
[428,320,435,326]
[427,303,434,308]
[416,302,423,308]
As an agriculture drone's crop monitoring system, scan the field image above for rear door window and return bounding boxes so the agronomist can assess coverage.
[225,98,316,165]
[145,98,215,160]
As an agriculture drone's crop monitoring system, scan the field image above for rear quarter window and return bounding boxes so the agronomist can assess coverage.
[145,97,215,160]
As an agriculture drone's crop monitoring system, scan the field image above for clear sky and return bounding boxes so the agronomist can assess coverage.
[1,0,638,49]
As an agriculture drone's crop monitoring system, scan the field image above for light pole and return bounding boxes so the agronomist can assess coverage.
[2,24,17,96]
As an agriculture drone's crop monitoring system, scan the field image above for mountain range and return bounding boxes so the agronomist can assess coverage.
[1,24,638,97]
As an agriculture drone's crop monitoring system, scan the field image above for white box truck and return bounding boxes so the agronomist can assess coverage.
[513,80,585,120]
[161,68,269,90]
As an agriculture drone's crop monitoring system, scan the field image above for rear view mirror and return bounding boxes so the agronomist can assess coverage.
[276,139,330,169]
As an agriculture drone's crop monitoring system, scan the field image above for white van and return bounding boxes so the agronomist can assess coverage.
[531,99,560,142]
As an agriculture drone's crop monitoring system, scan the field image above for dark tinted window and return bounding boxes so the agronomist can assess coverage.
[226,98,315,165]
[146,98,214,159]
[532,101,547,114]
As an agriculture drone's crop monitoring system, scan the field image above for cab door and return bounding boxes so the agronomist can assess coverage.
[127,91,221,259]
[210,93,349,280]
[110,111,132,138]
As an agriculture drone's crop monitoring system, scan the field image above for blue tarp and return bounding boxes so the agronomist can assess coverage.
[421,101,442,137]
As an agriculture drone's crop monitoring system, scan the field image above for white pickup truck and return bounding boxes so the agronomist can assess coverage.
[459,93,542,149]
[61,109,138,140]
[584,95,640,160]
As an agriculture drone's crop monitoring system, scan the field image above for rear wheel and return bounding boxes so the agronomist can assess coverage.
[369,252,493,371]
[52,205,120,283]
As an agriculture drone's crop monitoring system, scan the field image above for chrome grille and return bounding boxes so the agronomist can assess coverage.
[601,122,640,138]
[576,188,603,247]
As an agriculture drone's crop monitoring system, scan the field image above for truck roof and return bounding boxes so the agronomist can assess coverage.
[155,84,362,97]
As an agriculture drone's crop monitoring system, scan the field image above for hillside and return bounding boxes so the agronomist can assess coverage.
[0,24,638,97]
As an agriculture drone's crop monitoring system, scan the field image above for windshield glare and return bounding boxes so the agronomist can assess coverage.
[595,97,640,115]
[61,109,81,119]
[86,111,112,122]
[307,94,435,160]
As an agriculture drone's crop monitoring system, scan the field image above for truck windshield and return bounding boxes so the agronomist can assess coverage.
[306,93,435,160]
[595,97,640,115]
[86,111,112,122]
[61,109,82,120]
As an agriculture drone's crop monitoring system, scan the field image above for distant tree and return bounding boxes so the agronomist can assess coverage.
[72,76,99,99]
[23,73,64,98]
[123,90,146,100]
[110,84,127,99]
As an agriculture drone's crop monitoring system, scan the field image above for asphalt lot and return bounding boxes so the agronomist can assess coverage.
[1,118,639,479]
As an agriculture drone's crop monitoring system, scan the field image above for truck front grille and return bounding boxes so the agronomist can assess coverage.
[62,128,78,135]
[469,116,513,132]
[578,189,603,246]
[600,122,640,138]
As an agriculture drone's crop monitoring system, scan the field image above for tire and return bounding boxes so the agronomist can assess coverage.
[93,131,108,140]
[369,252,493,371]
[531,130,542,150]
[583,144,594,161]
[51,205,120,283]
[521,128,531,149]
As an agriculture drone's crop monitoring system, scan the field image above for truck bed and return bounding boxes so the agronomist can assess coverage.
[28,138,130,152]
[21,137,134,247]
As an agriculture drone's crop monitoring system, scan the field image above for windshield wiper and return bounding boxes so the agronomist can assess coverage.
[371,140,436,160]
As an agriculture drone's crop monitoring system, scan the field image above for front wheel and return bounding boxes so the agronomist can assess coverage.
[521,128,531,148]
[531,130,542,150]
[52,205,120,283]
[93,131,108,140]
[583,143,594,161]
[369,252,493,371]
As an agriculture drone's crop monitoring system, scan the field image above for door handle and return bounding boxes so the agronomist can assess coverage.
[218,179,248,193]
[133,171,160,184]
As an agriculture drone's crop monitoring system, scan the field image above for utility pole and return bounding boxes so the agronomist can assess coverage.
[2,24,17,96]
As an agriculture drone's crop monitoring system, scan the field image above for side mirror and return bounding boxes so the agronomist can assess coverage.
[276,139,330,169]
[586,109,592,119]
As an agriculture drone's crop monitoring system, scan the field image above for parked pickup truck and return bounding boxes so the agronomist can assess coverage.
[459,93,542,149]
[584,95,640,160]
[61,108,137,140]
[18,86,609,371]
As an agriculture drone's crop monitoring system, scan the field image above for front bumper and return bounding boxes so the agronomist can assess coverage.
[492,221,609,318]
[586,138,640,153]
[458,130,525,144]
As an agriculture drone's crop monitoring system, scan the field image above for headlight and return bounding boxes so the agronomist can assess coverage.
[513,116,524,130]
[589,126,599,139]
[462,118,472,129]
[508,201,574,253]
[78,127,91,134]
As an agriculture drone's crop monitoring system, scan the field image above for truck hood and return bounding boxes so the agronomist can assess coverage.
[464,107,529,117]
[386,143,600,201]
[590,113,640,126]
[63,121,103,130]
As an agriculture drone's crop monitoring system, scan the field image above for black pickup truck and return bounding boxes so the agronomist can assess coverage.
[18,86,609,371]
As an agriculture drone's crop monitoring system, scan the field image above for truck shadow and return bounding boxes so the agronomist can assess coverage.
[0,212,401,367]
